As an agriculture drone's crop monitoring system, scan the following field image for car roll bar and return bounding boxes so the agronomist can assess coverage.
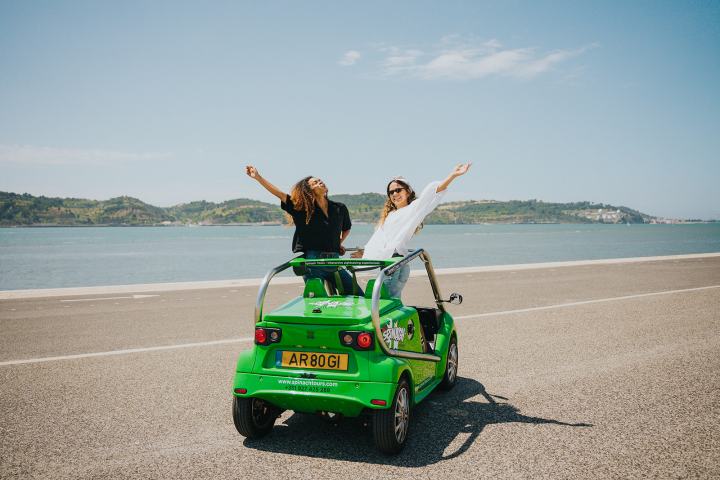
[254,259,294,324]
[254,257,390,324]
[371,249,442,363]
[254,250,445,363]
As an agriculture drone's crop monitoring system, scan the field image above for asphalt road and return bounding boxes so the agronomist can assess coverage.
[1,255,719,479]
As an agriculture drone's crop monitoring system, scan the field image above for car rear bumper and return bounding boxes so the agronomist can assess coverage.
[232,372,396,417]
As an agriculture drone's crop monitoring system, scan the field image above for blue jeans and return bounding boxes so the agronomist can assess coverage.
[303,251,361,295]
[383,263,410,299]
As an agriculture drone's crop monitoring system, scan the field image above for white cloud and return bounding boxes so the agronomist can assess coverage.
[376,36,596,81]
[483,39,503,50]
[510,45,596,79]
[0,144,172,166]
[381,48,424,75]
[338,50,361,66]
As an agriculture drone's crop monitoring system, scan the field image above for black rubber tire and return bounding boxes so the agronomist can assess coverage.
[372,378,411,454]
[439,334,458,391]
[232,396,277,439]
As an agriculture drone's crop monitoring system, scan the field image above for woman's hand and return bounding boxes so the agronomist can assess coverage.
[451,162,472,177]
[350,249,364,258]
[245,165,286,201]
[437,162,472,193]
[246,165,260,179]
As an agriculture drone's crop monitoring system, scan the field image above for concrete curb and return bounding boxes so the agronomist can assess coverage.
[2,252,719,300]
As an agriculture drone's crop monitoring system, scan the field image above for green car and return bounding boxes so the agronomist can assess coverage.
[231,249,462,454]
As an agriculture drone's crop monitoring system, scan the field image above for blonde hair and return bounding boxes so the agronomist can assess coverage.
[378,178,422,233]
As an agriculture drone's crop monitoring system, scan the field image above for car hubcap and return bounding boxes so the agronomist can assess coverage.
[394,387,409,443]
[447,342,458,382]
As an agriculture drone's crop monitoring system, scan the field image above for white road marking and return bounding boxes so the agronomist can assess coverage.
[2,284,718,367]
[456,285,720,320]
[60,294,159,303]
[0,337,253,366]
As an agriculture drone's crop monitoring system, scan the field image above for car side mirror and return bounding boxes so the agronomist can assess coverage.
[446,293,463,305]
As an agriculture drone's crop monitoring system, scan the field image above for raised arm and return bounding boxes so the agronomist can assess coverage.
[436,162,472,193]
[245,165,287,201]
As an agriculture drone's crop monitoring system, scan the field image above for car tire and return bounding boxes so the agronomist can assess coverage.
[232,396,278,439]
[372,378,411,454]
[439,334,458,391]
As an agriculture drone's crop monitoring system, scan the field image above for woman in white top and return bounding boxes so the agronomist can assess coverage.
[352,163,472,298]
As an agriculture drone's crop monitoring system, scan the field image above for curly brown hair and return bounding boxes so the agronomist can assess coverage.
[286,176,320,225]
[378,178,421,233]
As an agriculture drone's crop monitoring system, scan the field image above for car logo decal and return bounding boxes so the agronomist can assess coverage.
[381,319,406,349]
[309,300,354,308]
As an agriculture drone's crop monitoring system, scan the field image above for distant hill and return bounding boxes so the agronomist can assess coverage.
[0,192,173,226]
[329,193,387,223]
[425,199,651,224]
[167,199,284,224]
[0,192,286,226]
[0,191,655,226]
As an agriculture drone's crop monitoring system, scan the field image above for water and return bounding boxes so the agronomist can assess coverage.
[0,224,718,290]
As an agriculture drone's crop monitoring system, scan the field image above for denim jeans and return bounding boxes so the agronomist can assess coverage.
[383,263,410,299]
[303,250,361,295]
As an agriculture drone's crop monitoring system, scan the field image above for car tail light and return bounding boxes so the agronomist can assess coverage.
[338,331,374,350]
[255,328,267,344]
[371,399,387,406]
[255,327,282,345]
[357,332,372,349]
[234,388,247,394]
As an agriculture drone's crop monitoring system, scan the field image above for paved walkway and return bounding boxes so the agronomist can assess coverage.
[1,254,718,478]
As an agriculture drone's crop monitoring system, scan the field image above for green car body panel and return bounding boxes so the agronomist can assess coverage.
[232,255,457,418]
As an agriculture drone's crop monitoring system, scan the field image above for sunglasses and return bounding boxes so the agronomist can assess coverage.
[388,187,406,195]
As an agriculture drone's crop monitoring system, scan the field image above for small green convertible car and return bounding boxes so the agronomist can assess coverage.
[232,249,462,453]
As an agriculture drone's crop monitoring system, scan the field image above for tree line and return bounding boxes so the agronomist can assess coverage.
[0,191,653,226]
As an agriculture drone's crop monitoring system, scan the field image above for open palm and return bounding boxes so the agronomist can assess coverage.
[453,163,472,177]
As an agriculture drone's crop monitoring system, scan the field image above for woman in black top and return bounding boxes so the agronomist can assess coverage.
[246,165,356,293]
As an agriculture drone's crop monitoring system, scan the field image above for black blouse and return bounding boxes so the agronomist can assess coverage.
[281,195,351,253]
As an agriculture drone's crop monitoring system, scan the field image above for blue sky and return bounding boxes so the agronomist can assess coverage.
[1,0,718,219]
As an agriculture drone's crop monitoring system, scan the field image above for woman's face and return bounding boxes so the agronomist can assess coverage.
[388,181,410,208]
[308,177,328,196]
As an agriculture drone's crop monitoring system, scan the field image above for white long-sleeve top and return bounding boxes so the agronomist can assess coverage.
[362,181,446,260]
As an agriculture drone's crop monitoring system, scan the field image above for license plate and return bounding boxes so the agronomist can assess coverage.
[280,351,348,371]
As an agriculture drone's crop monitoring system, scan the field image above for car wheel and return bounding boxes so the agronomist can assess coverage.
[439,335,458,391]
[232,396,278,439]
[372,378,411,454]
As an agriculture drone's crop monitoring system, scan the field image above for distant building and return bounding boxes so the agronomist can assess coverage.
[572,208,626,223]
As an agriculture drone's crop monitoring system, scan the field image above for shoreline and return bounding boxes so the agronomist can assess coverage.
[2,251,718,300]
[2,221,718,228]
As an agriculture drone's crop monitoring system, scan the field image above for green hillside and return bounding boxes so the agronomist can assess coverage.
[167,199,284,224]
[425,200,650,224]
[0,192,172,225]
[0,191,655,226]
[328,193,386,223]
